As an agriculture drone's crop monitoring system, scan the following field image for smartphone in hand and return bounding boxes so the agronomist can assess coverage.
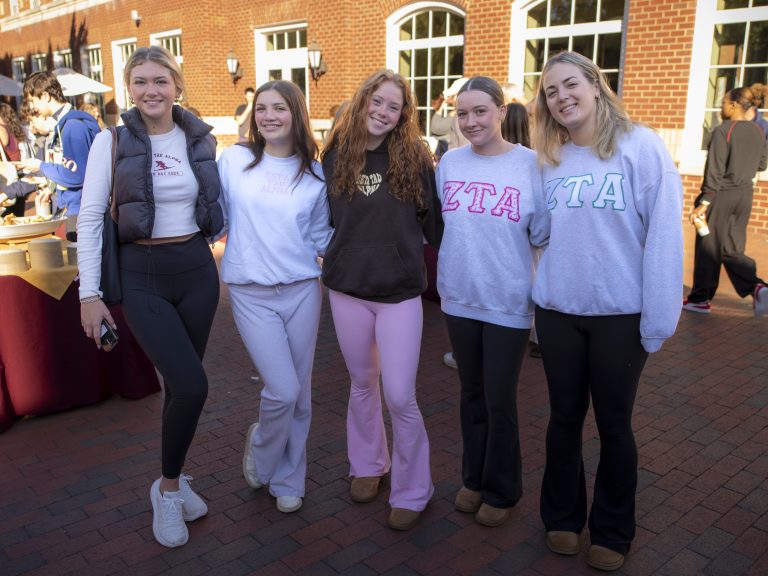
[100,321,119,352]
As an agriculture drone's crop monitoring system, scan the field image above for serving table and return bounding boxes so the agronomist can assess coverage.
[0,225,160,432]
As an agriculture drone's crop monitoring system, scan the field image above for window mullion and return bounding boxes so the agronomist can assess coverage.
[740,20,749,86]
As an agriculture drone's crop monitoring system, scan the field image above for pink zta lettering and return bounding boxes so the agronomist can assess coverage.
[441,180,465,212]
[464,182,496,213]
[491,186,521,221]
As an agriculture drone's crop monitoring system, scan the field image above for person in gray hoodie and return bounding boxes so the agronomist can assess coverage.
[436,76,548,529]
[532,51,683,571]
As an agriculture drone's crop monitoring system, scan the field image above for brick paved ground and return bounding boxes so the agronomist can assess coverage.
[1,231,767,576]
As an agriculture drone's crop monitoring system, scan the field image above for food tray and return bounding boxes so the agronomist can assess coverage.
[0,218,67,242]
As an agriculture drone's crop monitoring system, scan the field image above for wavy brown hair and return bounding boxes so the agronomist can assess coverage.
[321,69,432,206]
[0,103,26,141]
[242,80,320,183]
[23,71,65,102]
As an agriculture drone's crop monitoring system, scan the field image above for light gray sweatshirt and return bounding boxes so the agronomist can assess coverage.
[436,144,549,329]
[532,126,683,353]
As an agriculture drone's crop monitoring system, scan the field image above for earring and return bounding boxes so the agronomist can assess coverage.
[129,96,134,104]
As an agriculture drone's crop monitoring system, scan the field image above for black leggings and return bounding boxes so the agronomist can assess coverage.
[119,234,219,479]
[445,313,529,508]
[535,306,648,555]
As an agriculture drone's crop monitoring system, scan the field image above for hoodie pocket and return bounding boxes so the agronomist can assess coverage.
[323,244,415,297]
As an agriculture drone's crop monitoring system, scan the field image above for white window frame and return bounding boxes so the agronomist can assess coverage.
[80,44,105,111]
[12,57,25,82]
[83,44,103,81]
[150,29,183,66]
[111,38,137,110]
[53,49,72,69]
[679,0,768,176]
[385,2,466,135]
[31,53,47,72]
[254,22,309,104]
[509,0,624,100]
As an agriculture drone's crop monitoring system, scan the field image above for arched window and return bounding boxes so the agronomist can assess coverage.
[387,4,465,134]
[511,0,625,101]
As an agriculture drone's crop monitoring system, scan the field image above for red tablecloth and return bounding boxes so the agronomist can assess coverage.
[0,276,160,432]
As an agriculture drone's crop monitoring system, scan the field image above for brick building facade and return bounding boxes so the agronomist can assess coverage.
[1,0,766,233]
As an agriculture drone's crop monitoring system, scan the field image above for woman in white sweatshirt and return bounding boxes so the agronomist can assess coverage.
[436,76,548,528]
[217,80,332,514]
[532,52,683,571]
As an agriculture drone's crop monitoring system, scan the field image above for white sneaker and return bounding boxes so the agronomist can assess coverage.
[754,284,768,319]
[150,479,188,548]
[179,474,208,522]
[243,422,263,489]
[276,495,303,513]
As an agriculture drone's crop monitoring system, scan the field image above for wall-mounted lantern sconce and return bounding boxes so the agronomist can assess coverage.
[130,9,141,27]
[226,49,243,85]
[307,40,327,86]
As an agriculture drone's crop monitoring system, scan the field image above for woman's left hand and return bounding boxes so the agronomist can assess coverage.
[688,203,708,224]
[81,299,115,348]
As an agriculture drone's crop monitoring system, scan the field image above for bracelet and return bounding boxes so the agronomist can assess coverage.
[80,295,101,304]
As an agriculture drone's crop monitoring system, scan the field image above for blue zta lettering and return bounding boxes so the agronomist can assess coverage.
[545,173,626,211]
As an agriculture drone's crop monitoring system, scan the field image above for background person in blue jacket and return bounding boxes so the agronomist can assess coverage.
[19,71,101,240]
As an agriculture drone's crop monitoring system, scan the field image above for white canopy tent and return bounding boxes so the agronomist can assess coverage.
[0,75,23,97]
[52,67,112,97]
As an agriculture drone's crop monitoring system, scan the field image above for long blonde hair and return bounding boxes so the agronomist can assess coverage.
[534,51,632,166]
[321,69,432,206]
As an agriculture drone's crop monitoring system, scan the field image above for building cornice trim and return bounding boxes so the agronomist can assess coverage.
[1,0,112,33]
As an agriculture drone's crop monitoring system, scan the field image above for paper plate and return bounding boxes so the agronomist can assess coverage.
[0,217,66,242]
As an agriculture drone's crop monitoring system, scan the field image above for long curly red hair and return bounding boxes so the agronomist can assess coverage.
[322,69,432,206]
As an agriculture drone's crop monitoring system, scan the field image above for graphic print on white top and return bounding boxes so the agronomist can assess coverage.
[259,170,293,196]
[153,153,184,177]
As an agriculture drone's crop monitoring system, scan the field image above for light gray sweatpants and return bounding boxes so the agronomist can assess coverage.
[229,278,322,497]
